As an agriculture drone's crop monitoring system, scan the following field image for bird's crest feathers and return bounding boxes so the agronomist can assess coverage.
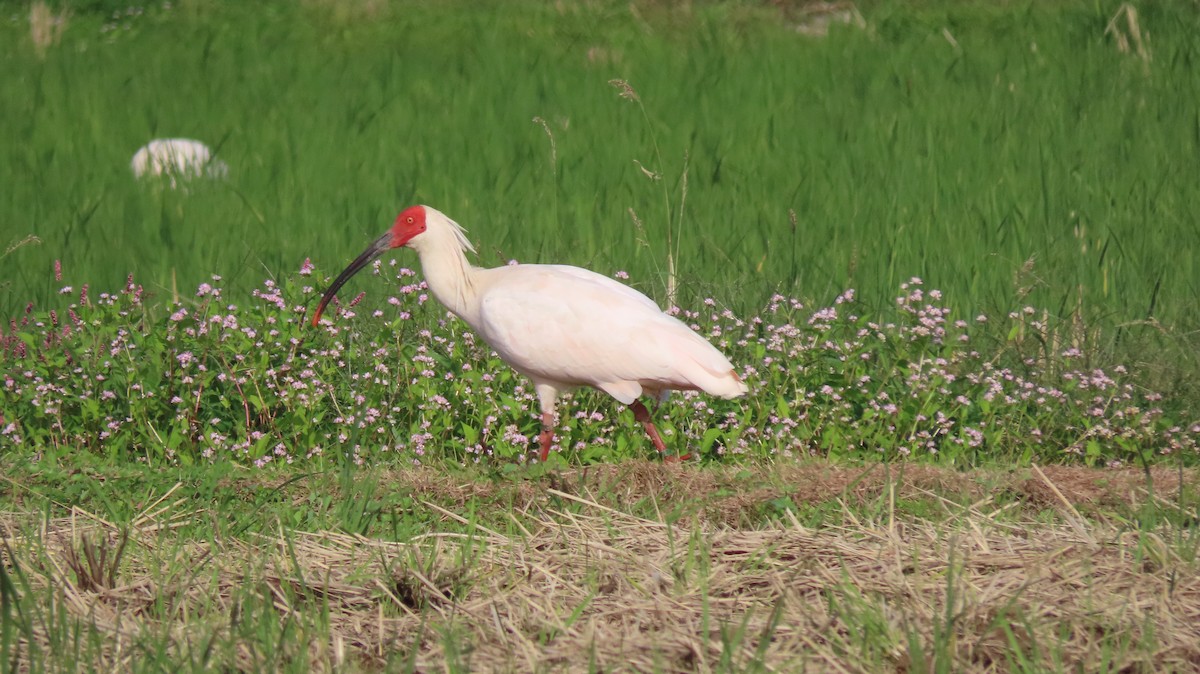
[428,208,477,255]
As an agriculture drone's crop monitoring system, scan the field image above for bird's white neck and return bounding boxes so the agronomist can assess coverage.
[413,229,481,325]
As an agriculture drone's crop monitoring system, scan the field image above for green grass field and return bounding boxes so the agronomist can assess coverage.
[5,1,1199,331]
[3,0,1200,670]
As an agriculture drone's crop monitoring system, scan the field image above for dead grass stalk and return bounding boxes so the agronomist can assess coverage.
[3,467,1199,671]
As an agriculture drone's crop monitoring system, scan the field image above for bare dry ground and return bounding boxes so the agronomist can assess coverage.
[3,462,1199,672]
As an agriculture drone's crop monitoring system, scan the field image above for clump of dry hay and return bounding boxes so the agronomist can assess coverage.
[768,1,865,38]
[29,0,69,59]
[3,470,1199,673]
[1106,3,1152,67]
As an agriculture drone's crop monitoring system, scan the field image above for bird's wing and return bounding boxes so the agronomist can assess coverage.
[536,265,664,313]
[474,265,736,403]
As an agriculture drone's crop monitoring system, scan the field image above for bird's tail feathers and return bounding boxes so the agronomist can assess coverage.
[671,332,749,399]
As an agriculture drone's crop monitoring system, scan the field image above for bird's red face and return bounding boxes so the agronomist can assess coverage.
[311,205,427,327]
[390,205,427,248]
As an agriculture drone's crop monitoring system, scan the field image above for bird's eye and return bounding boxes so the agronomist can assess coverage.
[406,216,414,224]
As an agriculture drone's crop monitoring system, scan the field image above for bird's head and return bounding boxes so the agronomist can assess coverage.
[390,204,430,249]
[310,205,430,327]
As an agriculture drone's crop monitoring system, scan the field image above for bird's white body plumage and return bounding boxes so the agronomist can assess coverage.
[408,208,747,418]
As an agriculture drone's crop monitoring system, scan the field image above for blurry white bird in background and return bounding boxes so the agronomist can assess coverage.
[130,138,228,188]
[312,205,748,463]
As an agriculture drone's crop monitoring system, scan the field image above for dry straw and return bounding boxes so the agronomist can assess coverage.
[29,1,69,60]
[1105,3,1152,68]
[3,464,1198,671]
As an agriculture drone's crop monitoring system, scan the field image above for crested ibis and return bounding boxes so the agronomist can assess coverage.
[311,205,748,462]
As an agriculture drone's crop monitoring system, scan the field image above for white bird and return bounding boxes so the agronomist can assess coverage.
[312,205,748,462]
[130,138,229,188]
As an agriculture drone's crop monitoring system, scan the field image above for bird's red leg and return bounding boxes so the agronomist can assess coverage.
[538,411,555,462]
[630,400,689,462]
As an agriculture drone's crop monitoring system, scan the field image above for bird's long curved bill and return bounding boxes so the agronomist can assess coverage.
[311,232,391,327]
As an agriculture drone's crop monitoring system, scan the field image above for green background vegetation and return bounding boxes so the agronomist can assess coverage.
[4,0,1198,342]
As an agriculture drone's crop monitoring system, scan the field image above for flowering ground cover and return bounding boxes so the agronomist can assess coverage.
[4,262,1195,469]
